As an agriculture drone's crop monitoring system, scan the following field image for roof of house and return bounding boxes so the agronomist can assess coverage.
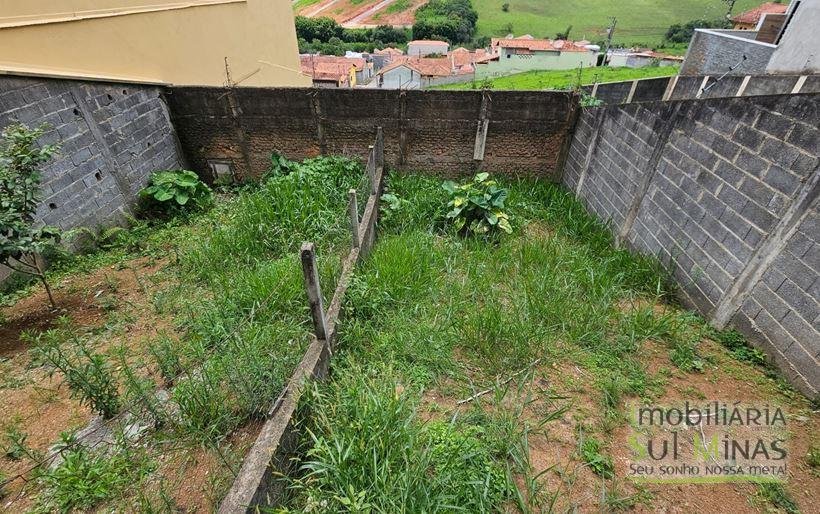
[300,54,365,73]
[377,56,473,77]
[450,47,496,66]
[374,47,404,56]
[408,40,449,46]
[731,2,788,24]
[490,36,591,53]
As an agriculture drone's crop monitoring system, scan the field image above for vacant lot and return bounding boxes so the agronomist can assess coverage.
[436,65,679,90]
[281,172,819,512]
[0,157,366,511]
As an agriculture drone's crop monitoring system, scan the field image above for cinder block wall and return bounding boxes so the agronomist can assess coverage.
[0,75,185,233]
[166,87,579,180]
[564,93,819,397]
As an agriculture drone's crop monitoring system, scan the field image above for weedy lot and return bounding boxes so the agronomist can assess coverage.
[277,173,819,513]
[0,156,366,512]
[435,66,679,91]
[1,162,818,513]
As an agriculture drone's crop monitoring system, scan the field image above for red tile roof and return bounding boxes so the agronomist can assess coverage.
[731,2,788,25]
[378,56,473,77]
[491,37,591,53]
[300,55,365,72]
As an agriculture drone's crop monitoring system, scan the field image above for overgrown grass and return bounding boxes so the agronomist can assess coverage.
[435,65,678,91]
[283,172,706,509]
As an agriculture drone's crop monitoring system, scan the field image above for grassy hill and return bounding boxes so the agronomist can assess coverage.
[471,0,761,46]
[434,66,679,90]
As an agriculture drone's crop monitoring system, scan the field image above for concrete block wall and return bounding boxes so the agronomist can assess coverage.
[166,87,578,180]
[0,75,185,234]
[564,92,819,397]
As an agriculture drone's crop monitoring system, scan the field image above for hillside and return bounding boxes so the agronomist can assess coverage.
[295,0,762,44]
[472,0,762,45]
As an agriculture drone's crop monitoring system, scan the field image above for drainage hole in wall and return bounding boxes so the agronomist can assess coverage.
[48,203,57,210]
[95,172,102,181]
[73,108,80,116]
[122,89,128,95]
[107,94,113,101]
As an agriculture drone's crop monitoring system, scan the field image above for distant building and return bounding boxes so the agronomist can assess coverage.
[681,0,817,76]
[476,36,597,78]
[407,40,450,57]
[300,55,357,87]
[731,2,789,30]
[372,56,474,89]
[0,0,309,87]
[607,49,684,68]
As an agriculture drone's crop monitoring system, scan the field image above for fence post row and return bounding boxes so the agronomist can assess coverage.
[300,242,328,341]
[366,145,377,195]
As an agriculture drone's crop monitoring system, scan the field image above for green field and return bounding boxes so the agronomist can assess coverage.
[472,0,761,45]
[435,65,679,90]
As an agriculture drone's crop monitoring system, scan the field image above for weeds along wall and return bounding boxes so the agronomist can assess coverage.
[564,93,819,398]
[165,87,578,180]
[0,75,186,236]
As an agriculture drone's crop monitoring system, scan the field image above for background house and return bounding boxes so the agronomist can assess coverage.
[476,36,597,79]
[681,0,818,76]
[407,40,450,57]
[0,0,309,87]
[300,55,357,87]
[372,56,473,89]
[731,2,789,30]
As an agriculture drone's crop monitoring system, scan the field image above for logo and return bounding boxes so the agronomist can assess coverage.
[625,401,788,483]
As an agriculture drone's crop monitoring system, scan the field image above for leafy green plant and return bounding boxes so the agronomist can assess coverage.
[268,152,296,177]
[807,445,820,476]
[0,123,61,308]
[2,423,38,461]
[670,341,705,372]
[38,442,153,512]
[756,483,799,514]
[712,329,767,366]
[443,173,512,235]
[27,318,121,418]
[580,435,614,478]
[139,170,212,214]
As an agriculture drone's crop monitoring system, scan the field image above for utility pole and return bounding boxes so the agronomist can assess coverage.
[602,17,616,66]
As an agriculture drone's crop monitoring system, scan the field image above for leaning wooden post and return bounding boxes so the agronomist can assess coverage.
[375,126,384,171]
[366,145,376,195]
[300,242,328,341]
[348,189,360,248]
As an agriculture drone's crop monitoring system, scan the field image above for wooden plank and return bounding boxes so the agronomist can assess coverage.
[300,242,327,341]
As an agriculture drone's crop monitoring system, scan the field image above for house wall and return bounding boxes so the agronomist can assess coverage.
[166,87,578,179]
[681,29,776,76]
[476,49,597,79]
[563,92,820,397]
[378,66,421,89]
[0,0,310,87]
[407,42,449,57]
[767,0,820,75]
[0,74,185,280]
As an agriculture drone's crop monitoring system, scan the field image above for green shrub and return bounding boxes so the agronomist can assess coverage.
[38,444,152,512]
[580,436,614,479]
[139,170,212,214]
[26,318,121,419]
[0,123,61,308]
[443,173,512,235]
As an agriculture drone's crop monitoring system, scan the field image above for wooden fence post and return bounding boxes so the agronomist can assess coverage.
[300,242,328,340]
[375,126,384,171]
[367,145,376,195]
[348,189,359,248]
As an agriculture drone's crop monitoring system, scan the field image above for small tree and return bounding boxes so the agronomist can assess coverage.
[0,123,60,308]
[501,3,510,12]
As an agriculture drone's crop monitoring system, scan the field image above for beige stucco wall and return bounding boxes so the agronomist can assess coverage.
[0,0,311,86]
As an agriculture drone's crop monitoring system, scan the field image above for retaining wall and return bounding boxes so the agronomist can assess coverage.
[165,87,579,180]
[564,92,819,397]
[581,73,820,105]
[0,75,185,233]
